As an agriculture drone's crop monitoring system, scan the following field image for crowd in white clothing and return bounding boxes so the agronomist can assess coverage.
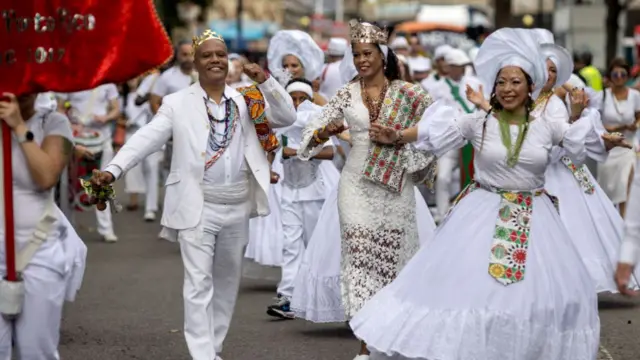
[5,20,640,360]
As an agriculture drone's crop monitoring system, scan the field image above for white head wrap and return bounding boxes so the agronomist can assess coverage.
[445,48,471,67]
[468,47,479,62]
[473,28,548,100]
[409,56,432,73]
[35,92,57,112]
[286,80,314,98]
[327,38,348,57]
[530,29,573,88]
[434,45,453,60]
[267,30,325,82]
[390,37,409,50]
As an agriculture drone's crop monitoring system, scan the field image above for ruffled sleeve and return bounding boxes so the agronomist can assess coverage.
[546,108,603,164]
[297,85,351,160]
[415,100,484,158]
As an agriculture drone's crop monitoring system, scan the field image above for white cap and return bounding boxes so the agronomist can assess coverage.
[390,37,410,50]
[434,44,453,60]
[327,38,348,57]
[409,56,432,72]
[444,48,471,66]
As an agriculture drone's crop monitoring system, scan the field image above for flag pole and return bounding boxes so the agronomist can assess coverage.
[2,122,16,282]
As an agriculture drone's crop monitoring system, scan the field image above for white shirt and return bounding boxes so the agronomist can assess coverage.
[619,157,640,264]
[420,72,446,96]
[56,83,119,137]
[125,93,150,130]
[601,88,640,142]
[319,61,344,100]
[152,66,196,97]
[429,75,482,115]
[200,86,248,185]
[280,117,332,202]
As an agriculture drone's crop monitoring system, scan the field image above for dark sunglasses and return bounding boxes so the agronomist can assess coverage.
[611,71,628,79]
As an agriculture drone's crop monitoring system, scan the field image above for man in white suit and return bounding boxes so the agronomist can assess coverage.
[89,29,296,360]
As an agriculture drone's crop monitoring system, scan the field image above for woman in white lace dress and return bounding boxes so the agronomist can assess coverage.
[297,20,437,360]
[349,28,626,360]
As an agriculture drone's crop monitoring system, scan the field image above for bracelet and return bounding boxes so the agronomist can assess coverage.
[313,128,329,144]
[394,130,404,144]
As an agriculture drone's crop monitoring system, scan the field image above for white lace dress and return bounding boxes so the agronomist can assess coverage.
[298,81,435,318]
[350,103,602,360]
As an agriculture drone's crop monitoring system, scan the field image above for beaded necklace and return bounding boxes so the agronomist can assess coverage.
[360,77,389,123]
[203,96,238,169]
[496,110,529,168]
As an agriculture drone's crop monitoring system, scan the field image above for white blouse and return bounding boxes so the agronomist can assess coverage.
[416,101,602,191]
[600,88,640,141]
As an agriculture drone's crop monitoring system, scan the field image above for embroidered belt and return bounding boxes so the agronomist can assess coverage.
[450,181,559,286]
[283,159,319,189]
[560,156,595,194]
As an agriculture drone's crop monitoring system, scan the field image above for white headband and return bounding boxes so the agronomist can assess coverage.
[286,81,314,98]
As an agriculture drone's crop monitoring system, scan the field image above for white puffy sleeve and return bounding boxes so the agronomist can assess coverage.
[546,107,603,164]
[297,85,350,161]
[415,100,485,158]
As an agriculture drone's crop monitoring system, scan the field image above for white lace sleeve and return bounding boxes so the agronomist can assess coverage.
[297,85,351,160]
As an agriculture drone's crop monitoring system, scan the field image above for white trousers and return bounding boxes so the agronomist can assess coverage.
[179,200,251,360]
[277,199,323,298]
[435,149,458,220]
[0,266,65,360]
[97,141,115,236]
[124,133,161,213]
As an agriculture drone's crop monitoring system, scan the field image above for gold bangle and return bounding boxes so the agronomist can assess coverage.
[313,130,328,144]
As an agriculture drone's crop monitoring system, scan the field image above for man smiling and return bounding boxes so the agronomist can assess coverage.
[89,29,296,360]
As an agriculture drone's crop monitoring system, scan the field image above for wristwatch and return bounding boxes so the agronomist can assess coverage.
[17,130,34,143]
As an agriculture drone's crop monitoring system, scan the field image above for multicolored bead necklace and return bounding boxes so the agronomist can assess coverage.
[203,96,238,170]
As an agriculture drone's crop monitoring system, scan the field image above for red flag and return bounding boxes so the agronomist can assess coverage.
[0,0,173,95]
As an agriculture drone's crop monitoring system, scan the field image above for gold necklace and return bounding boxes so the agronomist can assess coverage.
[534,90,553,110]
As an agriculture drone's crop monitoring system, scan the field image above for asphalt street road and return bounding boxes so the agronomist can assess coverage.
[58,208,640,360]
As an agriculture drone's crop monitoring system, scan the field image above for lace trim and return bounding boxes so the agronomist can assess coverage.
[298,85,352,160]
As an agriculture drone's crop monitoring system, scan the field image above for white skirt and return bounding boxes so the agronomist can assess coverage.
[350,189,600,360]
[597,147,635,204]
[291,186,436,323]
[546,160,639,293]
[244,155,285,267]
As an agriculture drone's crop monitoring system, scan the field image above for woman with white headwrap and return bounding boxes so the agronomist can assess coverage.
[349,28,626,360]
[297,20,437,359]
[267,30,327,105]
[531,29,636,294]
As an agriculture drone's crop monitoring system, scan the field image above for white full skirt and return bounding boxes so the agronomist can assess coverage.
[244,156,285,267]
[350,189,600,360]
[546,161,638,293]
[597,148,635,204]
[291,186,436,323]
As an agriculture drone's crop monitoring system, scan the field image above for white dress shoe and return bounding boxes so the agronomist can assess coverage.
[353,355,370,360]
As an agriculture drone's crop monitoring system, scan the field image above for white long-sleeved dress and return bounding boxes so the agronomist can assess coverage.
[350,103,602,360]
[542,95,638,292]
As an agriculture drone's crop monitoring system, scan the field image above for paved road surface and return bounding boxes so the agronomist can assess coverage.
[59,208,640,360]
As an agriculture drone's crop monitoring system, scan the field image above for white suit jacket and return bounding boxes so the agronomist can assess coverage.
[619,157,640,265]
[105,76,296,233]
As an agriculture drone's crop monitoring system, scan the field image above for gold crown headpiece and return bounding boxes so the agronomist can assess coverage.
[348,19,388,45]
[192,29,225,49]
